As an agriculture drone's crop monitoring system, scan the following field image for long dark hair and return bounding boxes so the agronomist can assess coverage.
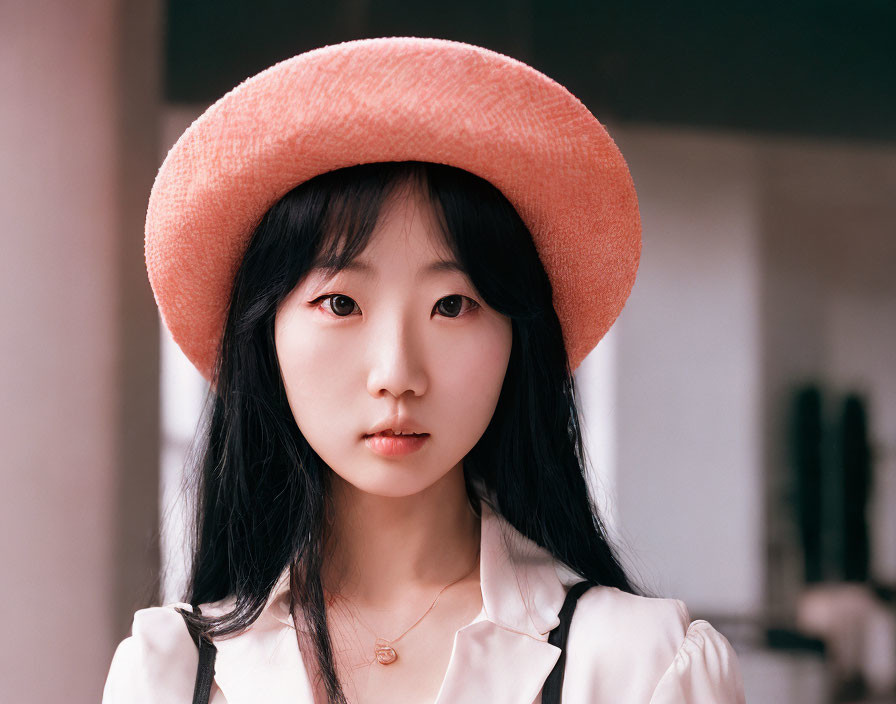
[179,160,642,703]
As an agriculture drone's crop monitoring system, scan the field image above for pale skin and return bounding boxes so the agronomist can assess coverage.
[274,181,514,704]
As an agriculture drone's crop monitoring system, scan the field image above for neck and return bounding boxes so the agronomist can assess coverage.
[321,463,481,609]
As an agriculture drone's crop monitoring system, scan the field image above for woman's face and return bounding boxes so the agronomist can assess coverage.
[274,184,513,498]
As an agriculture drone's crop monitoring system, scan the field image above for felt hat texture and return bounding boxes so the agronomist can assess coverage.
[145,36,641,383]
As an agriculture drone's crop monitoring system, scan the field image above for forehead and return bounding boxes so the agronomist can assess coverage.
[310,184,465,279]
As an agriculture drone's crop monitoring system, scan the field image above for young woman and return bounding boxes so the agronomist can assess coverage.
[103,38,745,703]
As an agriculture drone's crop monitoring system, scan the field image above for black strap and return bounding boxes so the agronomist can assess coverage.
[177,605,218,704]
[541,580,596,704]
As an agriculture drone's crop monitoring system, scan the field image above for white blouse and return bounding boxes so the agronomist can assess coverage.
[103,503,746,703]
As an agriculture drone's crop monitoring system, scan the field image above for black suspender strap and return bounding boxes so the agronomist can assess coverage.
[177,606,218,704]
[541,580,596,704]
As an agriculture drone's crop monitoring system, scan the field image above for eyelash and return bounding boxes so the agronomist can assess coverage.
[309,294,480,319]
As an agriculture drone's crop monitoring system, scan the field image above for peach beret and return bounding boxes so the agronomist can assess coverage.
[145,36,641,383]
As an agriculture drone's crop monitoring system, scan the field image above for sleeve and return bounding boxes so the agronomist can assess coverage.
[102,603,202,704]
[648,619,746,704]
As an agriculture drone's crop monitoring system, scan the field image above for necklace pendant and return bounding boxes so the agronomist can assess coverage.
[374,639,398,665]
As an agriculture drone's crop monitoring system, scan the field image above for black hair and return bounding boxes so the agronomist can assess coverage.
[179,160,643,704]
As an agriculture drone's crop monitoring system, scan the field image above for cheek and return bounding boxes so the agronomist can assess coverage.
[274,308,359,434]
[433,315,513,433]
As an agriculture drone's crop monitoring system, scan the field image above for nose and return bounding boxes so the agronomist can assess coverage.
[365,314,428,400]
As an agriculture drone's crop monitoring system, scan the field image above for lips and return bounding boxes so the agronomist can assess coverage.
[364,431,430,457]
[364,415,428,436]
[367,429,429,438]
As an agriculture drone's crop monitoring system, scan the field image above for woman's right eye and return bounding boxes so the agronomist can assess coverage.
[314,294,358,317]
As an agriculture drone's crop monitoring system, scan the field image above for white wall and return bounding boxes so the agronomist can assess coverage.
[158,107,212,606]
[603,127,764,615]
[576,325,621,536]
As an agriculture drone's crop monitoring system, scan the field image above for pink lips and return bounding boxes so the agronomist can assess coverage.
[364,431,430,457]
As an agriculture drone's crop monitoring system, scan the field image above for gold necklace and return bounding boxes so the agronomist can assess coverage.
[327,545,481,666]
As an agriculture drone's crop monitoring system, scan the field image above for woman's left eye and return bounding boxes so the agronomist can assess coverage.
[434,294,479,318]
[309,294,479,319]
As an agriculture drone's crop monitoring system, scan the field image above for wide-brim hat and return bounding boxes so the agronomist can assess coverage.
[145,36,641,383]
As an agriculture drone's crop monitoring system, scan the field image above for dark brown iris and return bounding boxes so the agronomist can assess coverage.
[436,295,462,317]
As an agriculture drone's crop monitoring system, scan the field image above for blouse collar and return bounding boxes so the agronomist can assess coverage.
[256,497,575,639]
[204,497,581,704]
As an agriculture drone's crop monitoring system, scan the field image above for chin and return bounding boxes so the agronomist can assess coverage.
[360,475,442,499]
[333,462,450,500]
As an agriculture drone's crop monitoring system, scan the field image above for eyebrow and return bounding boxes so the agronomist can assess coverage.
[310,257,467,280]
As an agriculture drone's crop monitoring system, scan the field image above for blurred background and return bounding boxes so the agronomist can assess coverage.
[2,1,894,702]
